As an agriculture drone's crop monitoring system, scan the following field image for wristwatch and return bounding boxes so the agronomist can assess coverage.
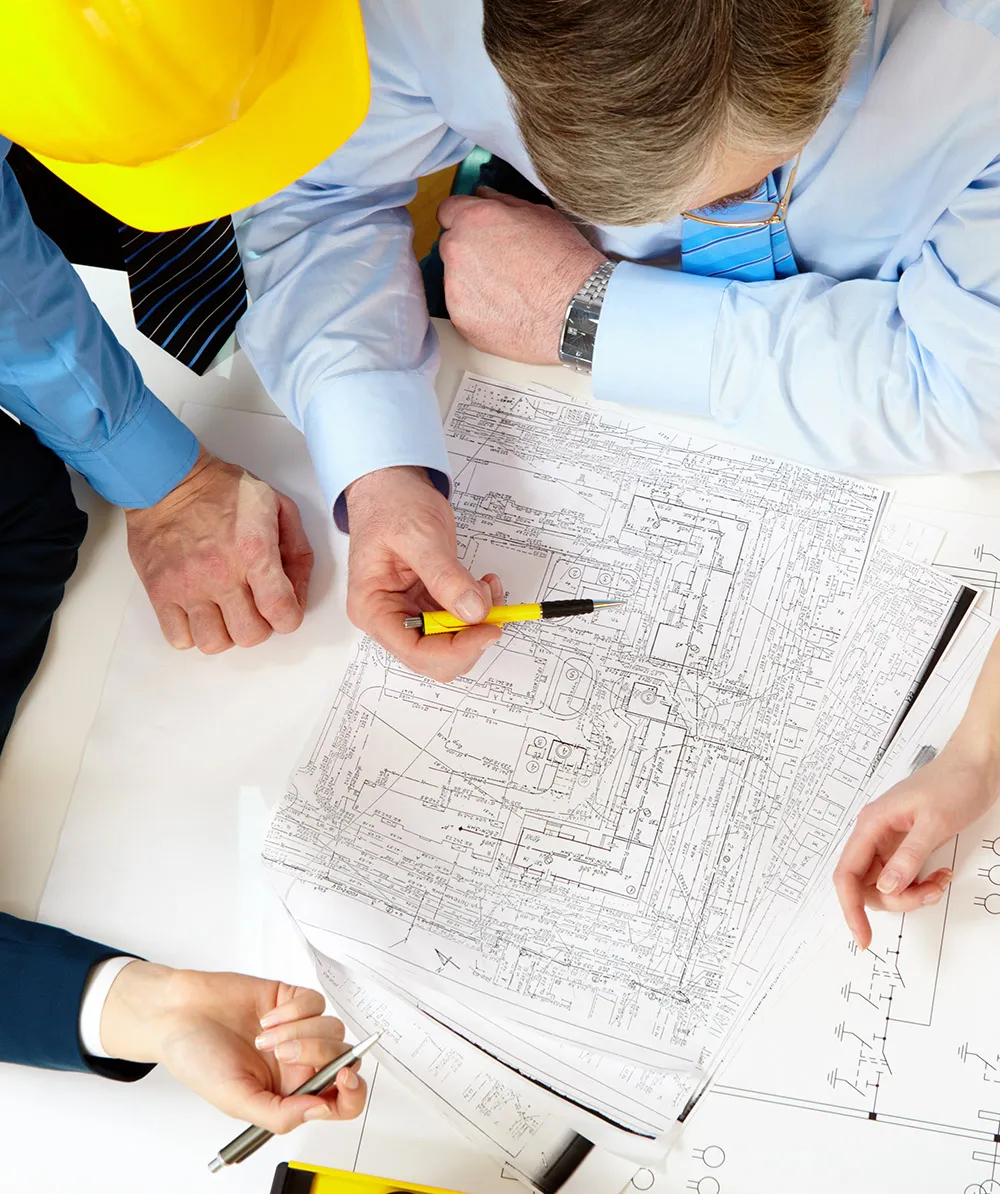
[558,260,616,374]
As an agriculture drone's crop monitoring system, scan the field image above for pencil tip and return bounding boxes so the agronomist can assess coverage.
[592,599,625,609]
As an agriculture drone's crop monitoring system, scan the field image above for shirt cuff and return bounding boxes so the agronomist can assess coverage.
[79,956,139,1059]
[57,387,199,509]
[303,371,452,532]
[592,261,731,417]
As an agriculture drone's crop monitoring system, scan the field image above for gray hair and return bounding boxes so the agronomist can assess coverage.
[484,0,867,225]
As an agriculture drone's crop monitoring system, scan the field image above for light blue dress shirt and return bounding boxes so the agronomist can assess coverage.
[236,0,1000,520]
[0,139,197,507]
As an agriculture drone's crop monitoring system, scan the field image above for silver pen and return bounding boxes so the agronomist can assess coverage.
[207,1031,381,1173]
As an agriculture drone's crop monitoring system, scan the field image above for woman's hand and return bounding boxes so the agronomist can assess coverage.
[834,746,998,949]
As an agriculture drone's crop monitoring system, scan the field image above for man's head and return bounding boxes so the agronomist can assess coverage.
[483,0,867,226]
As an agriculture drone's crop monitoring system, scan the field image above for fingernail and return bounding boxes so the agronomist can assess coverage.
[455,591,487,623]
[255,1031,278,1051]
[876,869,902,895]
[340,1068,360,1091]
[275,1040,302,1062]
[303,1104,332,1121]
[259,1011,281,1029]
[923,890,944,906]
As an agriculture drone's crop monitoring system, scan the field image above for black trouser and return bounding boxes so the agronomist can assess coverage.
[0,415,87,751]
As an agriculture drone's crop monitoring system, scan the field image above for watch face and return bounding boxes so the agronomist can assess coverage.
[563,303,598,359]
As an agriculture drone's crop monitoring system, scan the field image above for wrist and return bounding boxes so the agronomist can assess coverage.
[345,465,436,506]
[99,959,183,1064]
[557,256,614,373]
[942,724,1000,796]
[124,445,212,517]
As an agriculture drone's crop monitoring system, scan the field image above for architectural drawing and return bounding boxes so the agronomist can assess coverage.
[264,375,967,1170]
[266,374,891,1077]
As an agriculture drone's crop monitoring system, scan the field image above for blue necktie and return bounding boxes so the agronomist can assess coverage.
[121,217,248,375]
[681,173,797,282]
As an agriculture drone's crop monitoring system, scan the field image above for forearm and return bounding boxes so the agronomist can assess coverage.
[593,260,1000,476]
[0,153,197,506]
[0,913,150,1080]
[947,631,1000,785]
[233,13,471,518]
[236,176,452,520]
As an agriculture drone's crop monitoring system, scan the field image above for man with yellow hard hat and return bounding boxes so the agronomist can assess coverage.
[0,0,372,1134]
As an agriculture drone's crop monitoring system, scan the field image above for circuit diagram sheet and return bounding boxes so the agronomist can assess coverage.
[264,374,963,1159]
[662,525,1000,1194]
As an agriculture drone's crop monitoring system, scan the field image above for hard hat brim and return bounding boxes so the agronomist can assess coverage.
[34,3,371,232]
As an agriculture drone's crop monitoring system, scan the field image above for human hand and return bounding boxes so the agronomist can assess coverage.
[100,961,367,1132]
[834,745,1000,949]
[438,188,606,364]
[125,447,314,654]
[345,465,504,682]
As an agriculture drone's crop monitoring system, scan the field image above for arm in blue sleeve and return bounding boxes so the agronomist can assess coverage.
[0,912,151,1081]
[234,6,470,527]
[593,155,1000,475]
[0,157,198,507]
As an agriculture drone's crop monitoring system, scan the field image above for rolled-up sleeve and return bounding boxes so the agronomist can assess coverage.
[0,144,197,507]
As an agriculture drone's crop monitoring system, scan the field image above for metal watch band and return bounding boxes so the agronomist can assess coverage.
[558,260,617,375]
[576,259,617,306]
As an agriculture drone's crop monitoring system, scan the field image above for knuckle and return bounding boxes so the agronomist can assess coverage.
[200,552,232,589]
[238,531,269,565]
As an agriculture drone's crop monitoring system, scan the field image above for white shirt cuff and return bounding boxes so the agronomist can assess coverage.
[78,956,139,1059]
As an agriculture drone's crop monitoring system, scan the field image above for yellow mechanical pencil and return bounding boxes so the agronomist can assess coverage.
[403,597,623,636]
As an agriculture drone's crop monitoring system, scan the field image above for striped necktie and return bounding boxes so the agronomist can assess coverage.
[681,173,797,282]
[120,217,248,375]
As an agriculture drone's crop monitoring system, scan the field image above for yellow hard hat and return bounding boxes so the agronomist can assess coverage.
[0,1,370,231]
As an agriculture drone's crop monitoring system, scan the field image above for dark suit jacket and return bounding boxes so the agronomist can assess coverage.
[0,912,151,1081]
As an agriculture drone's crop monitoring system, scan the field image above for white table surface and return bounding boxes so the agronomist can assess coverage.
[2,265,999,1191]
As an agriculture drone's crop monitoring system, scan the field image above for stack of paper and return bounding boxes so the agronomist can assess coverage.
[263,374,968,1176]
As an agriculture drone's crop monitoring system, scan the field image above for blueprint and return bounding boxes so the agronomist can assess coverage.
[661,518,1000,1193]
[264,375,977,1177]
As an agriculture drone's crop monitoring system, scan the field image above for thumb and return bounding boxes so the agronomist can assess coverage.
[876,817,942,896]
[406,531,491,624]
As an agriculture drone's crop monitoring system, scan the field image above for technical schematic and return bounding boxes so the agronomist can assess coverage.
[265,372,893,1079]
[662,595,1000,1194]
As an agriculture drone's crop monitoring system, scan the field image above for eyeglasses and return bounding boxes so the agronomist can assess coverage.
[681,151,801,229]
